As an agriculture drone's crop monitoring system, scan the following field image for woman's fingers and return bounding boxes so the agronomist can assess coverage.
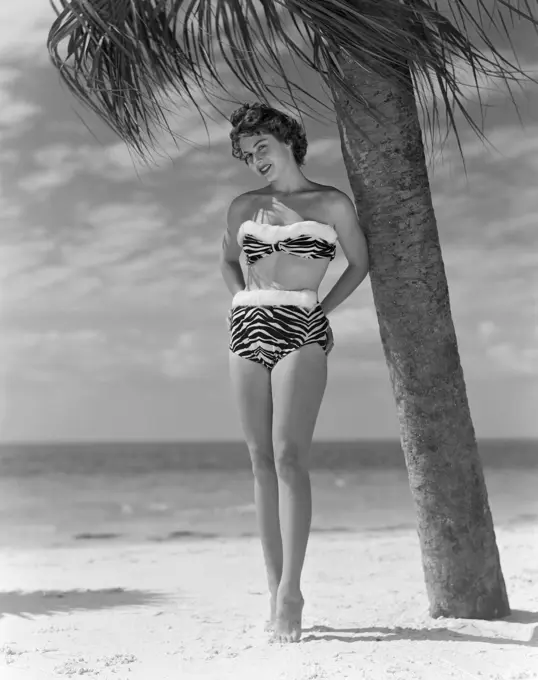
[327,327,334,354]
[271,199,302,223]
[259,201,303,224]
[271,198,286,210]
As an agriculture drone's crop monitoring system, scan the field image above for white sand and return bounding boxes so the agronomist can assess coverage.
[1,525,537,679]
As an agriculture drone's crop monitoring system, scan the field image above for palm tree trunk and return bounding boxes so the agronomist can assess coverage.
[329,52,510,619]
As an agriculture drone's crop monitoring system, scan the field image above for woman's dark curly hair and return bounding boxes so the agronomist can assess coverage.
[229,102,307,167]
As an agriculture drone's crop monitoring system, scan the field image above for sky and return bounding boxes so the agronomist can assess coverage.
[0,0,537,442]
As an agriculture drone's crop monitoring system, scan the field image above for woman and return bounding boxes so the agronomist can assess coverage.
[220,103,369,643]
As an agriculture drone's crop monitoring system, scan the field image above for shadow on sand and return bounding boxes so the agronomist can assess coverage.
[0,588,169,619]
[302,610,538,647]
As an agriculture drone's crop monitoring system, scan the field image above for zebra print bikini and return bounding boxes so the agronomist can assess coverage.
[239,220,337,265]
[228,219,337,371]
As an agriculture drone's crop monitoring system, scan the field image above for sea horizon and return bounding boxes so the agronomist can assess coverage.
[2,436,536,444]
[0,438,536,550]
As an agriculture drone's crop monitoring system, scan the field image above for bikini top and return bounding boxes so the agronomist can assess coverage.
[237,220,337,266]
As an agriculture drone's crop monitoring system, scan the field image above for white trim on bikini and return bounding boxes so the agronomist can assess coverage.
[231,288,319,309]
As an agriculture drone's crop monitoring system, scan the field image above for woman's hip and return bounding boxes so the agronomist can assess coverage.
[228,289,328,339]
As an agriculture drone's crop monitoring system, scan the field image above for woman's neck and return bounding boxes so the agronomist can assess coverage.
[269,167,312,195]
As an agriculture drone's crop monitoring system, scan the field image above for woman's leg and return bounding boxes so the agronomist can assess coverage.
[270,342,328,642]
[228,350,283,628]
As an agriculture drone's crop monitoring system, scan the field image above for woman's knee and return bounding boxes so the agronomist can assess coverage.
[274,441,308,480]
[247,444,277,479]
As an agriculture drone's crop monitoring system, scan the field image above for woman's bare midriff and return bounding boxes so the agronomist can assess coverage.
[245,252,330,295]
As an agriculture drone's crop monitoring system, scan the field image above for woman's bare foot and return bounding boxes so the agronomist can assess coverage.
[264,593,278,631]
[271,589,304,643]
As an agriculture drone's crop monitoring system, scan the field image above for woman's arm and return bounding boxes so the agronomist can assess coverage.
[320,191,369,316]
[220,196,247,296]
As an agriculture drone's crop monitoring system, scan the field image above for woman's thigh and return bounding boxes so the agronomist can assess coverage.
[271,343,328,460]
[228,349,275,466]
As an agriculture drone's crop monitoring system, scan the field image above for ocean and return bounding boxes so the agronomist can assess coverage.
[1,439,536,549]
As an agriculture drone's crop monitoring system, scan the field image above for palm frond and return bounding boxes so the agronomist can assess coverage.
[47,0,538,163]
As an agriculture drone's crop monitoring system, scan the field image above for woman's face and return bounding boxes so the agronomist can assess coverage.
[239,133,292,182]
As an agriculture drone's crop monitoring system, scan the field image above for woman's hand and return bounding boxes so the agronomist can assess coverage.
[226,309,232,332]
[254,198,303,226]
[270,198,303,225]
[326,324,334,355]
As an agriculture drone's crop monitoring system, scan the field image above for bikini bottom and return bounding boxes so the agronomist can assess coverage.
[228,288,330,372]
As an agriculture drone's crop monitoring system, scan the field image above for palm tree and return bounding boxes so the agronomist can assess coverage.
[47,0,538,619]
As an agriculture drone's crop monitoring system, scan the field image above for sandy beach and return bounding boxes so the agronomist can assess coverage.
[1,523,537,680]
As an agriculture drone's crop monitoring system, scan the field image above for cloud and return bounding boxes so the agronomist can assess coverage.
[102,104,233,170]
[17,116,238,197]
[306,138,343,165]
[69,202,167,267]
[424,122,538,189]
[427,123,538,367]
[485,342,538,376]
[0,92,41,128]
[1,328,109,382]
[0,187,23,223]
[178,185,238,230]
[329,355,387,378]
[0,1,53,61]
[474,306,538,377]
[0,67,42,142]
[2,201,172,309]
[317,295,388,378]
[417,52,538,107]
[188,151,241,181]
[478,321,499,342]
[329,306,379,343]
[1,327,208,383]
[160,332,205,378]
[18,142,165,194]
[417,51,538,163]
[1,190,234,313]
[450,124,538,167]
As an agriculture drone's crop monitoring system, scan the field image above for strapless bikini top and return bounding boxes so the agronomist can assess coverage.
[237,220,337,266]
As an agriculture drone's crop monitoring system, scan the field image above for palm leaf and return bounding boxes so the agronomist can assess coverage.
[47,0,538,162]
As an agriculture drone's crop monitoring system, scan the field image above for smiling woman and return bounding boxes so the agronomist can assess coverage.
[46,0,537,644]
[220,101,368,643]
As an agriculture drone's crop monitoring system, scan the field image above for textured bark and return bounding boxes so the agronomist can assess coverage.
[330,53,510,619]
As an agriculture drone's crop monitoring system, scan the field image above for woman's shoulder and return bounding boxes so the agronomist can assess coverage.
[313,183,350,201]
[227,190,260,226]
[230,188,268,208]
[321,186,357,216]
[310,185,354,224]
